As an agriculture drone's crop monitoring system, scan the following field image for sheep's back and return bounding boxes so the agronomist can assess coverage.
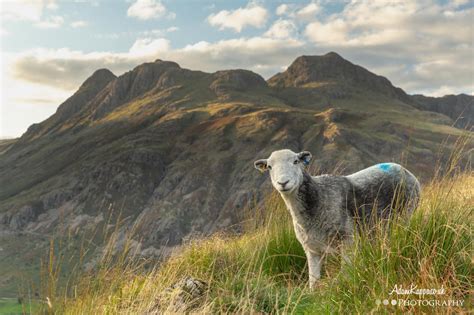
[345,163,420,219]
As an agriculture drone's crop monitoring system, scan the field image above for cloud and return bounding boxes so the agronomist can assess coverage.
[8,36,304,98]
[129,38,170,56]
[70,20,88,28]
[264,19,297,39]
[35,15,64,29]
[1,0,44,21]
[275,2,321,20]
[296,2,321,20]
[166,26,179,32]
[305,19,347,44]
[302,1,473,95]
[178,37,304,74]
[207,2,268,32]
[276,4,289,16]
[127,0,167,20]
[46,0,58,10]
[1,52,71,138]
[0,0,58,21]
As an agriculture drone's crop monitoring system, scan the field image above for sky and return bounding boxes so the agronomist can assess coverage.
[0,0,473,138]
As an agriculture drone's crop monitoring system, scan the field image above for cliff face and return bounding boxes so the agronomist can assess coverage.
[411,94,473,128]
[0,53,471,274]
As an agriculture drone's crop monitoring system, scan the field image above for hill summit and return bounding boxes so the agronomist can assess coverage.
[269,52,410,102]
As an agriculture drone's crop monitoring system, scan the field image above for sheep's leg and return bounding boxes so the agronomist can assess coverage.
[306,251,321,290]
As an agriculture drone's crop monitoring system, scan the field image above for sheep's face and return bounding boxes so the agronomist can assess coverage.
[254,149,312,194]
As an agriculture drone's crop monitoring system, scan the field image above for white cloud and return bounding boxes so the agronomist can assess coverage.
[296,2,321,20]
[1,0,44,21]
[207,2,268,32]
[127,0,167,20]
[1,53,70,138]
[264,19,297,39]
[276,4,289,16]
[303,1,473,96]
[46,0,59,10]
[274,2,321,20]
[129,38,170,56]
[35,15,64,29]
[450,0,470,7]
[8,36,304,94]
[166,26,179,32]
[0,0,58,21]
[70,20,88,28]
[305,19,347,44]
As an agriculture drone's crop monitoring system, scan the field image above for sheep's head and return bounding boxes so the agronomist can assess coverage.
[254,149,312,194]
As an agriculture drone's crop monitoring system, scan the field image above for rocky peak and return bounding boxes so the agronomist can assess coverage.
[54,68,117,120]
[268,52,410,101]
[88,60,187,119]
[20,69,117,140]
[210,69,267,95]
[79,68,117,91]
[153,59,180,68]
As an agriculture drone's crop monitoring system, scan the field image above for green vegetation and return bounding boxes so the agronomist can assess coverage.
[0,298,40,315]
[38,170,472,314]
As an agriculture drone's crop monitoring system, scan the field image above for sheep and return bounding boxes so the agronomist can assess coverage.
[254,149,420,289]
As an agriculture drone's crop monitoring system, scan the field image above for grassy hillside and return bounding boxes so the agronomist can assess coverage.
[37,168,472,314]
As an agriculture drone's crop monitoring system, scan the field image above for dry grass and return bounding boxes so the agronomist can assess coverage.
[36,169,472,314]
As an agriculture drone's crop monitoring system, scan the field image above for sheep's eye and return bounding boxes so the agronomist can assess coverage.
[267,165,272,170]
[294,160,299,165]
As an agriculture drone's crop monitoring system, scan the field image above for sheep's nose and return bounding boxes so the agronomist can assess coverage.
[277,180,289,187]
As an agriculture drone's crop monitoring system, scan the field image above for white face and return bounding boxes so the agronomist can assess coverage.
[254,149,312,194]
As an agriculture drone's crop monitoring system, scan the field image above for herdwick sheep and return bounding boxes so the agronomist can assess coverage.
[254,149,420,289]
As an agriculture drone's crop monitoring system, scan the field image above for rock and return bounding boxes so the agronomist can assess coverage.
[210,69,267,96]
[411,94,473,128]
[148,276,208,313]
[8,205,37,229]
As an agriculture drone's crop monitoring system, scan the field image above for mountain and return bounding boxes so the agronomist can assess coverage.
[0,52,472,296]
[22,68,117,141]
[268,52,411,103]
[412,93,473,128]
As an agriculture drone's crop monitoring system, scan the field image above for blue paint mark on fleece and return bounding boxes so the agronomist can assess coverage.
[378,163,392,172]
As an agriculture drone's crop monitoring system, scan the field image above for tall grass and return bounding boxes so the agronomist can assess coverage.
[39,169,472,314]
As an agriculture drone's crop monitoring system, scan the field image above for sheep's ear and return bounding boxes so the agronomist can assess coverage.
[297,151,312,166]
[254,159,268,173]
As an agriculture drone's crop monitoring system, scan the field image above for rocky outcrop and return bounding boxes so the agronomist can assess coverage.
[411,94,473,128]
[1,203,43,229]
[149,277,208,313]
[210,70,267,96]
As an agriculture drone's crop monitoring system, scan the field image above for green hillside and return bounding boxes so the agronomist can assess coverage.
[39,170,472,314]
